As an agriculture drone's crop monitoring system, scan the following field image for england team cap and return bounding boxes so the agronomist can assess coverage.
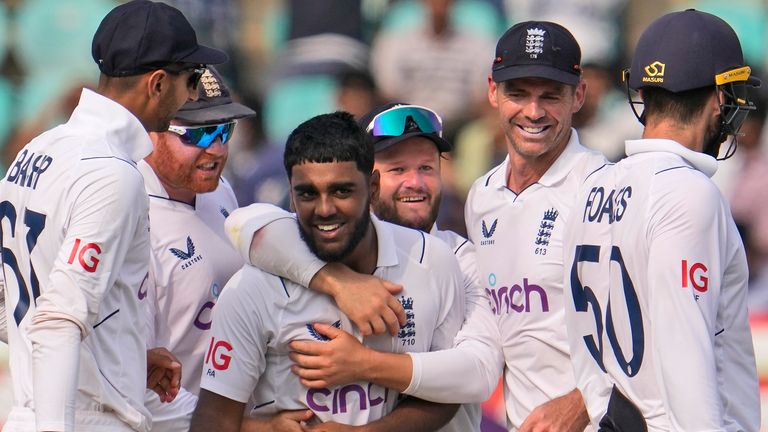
[492,21,582,86]
[628,9,761,92]
[174,66,256,125]
[92,0,228,77]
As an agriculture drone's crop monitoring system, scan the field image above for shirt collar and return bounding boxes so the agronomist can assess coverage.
[371,214,399,269]
[138,160,168,198]
[625,138,718,177]
[68,88,153,163]
[486,128,589,190]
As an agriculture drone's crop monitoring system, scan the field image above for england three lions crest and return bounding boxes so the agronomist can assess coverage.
[397,297,416,346]
[534,208,558,255]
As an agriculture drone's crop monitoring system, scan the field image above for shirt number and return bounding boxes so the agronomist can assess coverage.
[0,201,47,325]
[570,244,644,377]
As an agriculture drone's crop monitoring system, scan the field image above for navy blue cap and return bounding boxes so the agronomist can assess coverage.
[92,0,228,77]
[492,21,582,85]
[629,9,760,92]
[174,66,256,125]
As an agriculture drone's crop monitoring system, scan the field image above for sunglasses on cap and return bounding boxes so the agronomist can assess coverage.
[366,105,444,137]
[164,64,206,91]
[168,121,237,148]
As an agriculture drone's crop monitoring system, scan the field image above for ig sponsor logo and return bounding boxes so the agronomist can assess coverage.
[205,337,233,377]
[682,260,708,297]
[67,238,101,272]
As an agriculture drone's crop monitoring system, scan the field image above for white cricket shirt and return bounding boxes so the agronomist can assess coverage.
[201,216,466,426]
[0,89,153,431]
[139,161,243,396]
[407,130,606,430]
[563,138,759,431]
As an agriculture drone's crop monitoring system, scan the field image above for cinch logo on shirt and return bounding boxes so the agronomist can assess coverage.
[397,296,415,346]
[204,337,233,377]
[480,219,497,246]
[306,383,389,414]
[682,260,708,294]
[307,320,342,341]
[485,273,549,314]
[169,236,203,270]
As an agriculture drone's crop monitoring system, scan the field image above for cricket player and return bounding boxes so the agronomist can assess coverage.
[0,2,226,431]
[563,10,759,430]
[140,66,255,431]
[255,21,608,431]
[190,112,465,431]
[223,103,485,431]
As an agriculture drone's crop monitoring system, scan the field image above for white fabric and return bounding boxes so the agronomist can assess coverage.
[139,161,242,395]
[141,389,197,432]
[0,88,152,431]
[563,138,759,431]
[0,277,7,344]
[224,203,324,288]
[203,216,465,426]
[408,130,606,430]
[3,407,135,432]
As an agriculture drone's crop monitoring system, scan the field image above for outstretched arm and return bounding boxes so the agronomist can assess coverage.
[225,204,405,335]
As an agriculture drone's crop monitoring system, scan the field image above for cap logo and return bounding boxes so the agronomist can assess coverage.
[642,61,665,83]
[525,28,546,59]
[200,69,222,98]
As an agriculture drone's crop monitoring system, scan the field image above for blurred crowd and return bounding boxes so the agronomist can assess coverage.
[1,0,768,311]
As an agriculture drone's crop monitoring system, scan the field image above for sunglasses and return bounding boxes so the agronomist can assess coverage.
[164,64,206,91]
[366,105,443,137]
[168,122,237,148]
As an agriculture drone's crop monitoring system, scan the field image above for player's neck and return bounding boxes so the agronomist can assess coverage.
[505,140,566,194]
[342,221,378,275]
[642,119,707,153]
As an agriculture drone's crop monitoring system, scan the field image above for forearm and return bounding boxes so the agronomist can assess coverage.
[190,389,245,432]
[360,397,458,432]
[28,313,82,431]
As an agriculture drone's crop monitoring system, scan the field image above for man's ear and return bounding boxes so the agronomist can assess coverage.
[487,75,499,109]
[146,69,170,99]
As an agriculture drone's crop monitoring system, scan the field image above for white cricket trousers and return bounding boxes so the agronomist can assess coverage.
[2,407,135,432]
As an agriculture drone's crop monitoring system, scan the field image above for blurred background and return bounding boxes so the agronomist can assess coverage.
[1,0,768,430]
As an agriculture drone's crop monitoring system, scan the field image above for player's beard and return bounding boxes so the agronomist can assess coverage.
[372,190,440,233]
[150,133,226,195]
[298,198,372,262]
[702,115,725,158]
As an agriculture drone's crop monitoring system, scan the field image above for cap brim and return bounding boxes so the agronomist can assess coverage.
[174,102,256,125]
[373,131,452,153]
[178,44,229,66]
[492,65,579,86]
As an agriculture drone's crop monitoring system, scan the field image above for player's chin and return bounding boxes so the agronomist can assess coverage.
[190,178,220,194]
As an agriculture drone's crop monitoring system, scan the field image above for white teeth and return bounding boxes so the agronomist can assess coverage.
[521,126,546,134]
[317,224,339,232]
[399,197,425,202]
[199,162,215,169]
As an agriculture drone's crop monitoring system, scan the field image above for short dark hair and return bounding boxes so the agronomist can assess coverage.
[284,111,374,179]
[641,86,715,126]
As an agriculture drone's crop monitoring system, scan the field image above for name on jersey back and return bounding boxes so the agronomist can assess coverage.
[5,149,53,190]
[582,186,632,224]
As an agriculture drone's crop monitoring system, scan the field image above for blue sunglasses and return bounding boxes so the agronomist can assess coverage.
[366,105,443,137]
[168,121,236,148]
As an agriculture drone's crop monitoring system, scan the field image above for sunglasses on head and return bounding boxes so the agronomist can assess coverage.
[168,121,237,148]
[366,105,443,137]
[164,64,206,91]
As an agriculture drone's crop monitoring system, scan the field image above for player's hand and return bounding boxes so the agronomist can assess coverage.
[311,262,405,337]
[519,388,589,432]
[146,347,182,403]
[289,323,370,388]
[240,410,314,432]
[304,421,361,431]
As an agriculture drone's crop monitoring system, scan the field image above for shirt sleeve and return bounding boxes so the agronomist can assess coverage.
[224,203,325,287]
[29,160,148,431]
[646,173,725,430]
[404,237,503,403]
[0,276,6,344]
[141,256,159,350]
[199,268,267,403]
